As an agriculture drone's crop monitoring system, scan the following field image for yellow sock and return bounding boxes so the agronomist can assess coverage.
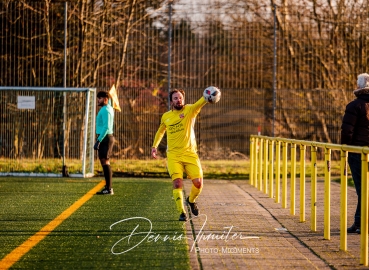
[189,185,202,203]
[173,188,186,214]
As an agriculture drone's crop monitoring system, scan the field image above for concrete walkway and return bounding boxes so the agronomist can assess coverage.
[183,179,367,269]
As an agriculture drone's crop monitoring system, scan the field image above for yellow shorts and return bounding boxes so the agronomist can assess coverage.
[167,152,203,180]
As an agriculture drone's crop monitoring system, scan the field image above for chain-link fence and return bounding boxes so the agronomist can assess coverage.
[0,0,368,165]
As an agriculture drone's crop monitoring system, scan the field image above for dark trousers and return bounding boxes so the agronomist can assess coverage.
[348,153,361,226]
[98,135,115,159]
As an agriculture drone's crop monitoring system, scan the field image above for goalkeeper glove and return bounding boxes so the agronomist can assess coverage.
[94,140,100,150]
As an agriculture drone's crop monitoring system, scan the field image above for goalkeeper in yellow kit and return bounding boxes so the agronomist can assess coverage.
[151,89,207,221]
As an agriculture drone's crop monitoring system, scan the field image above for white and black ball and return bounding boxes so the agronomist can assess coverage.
[203,86,221,104]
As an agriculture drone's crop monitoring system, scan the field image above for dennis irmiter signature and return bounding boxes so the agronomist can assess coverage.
[109,214,259,255]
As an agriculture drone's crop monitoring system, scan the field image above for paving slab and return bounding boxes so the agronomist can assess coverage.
[182,179,367,270]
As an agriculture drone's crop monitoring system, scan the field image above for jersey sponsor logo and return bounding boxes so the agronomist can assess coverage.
[168,121,184,134]
[168,120,182,127]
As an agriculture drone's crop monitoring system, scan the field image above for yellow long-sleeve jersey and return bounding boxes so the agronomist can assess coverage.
[152,96,207,154]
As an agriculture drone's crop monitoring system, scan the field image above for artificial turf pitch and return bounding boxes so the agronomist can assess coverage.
[0,177,190,269]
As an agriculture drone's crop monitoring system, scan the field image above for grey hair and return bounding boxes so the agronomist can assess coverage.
[357,73,369,90]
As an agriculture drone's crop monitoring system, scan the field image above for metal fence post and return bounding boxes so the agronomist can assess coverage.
[258,139,264,191]
[340,149,347,251]
[311,146,317,232]
[291,143,296,215]
[300,144,306,222]
[282,142,288,209]
[254,138,259,189]
[167,0,172,110]
[263,139,269,194]
[275,141,281,203]
[269,140,274,198]
[324,148,331,240]
[250,137,254,186]
[360,153,369,265]
[62,1,68,177]
[272,4,277,137]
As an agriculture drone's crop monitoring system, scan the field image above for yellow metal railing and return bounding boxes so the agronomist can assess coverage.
[250,135,369,266]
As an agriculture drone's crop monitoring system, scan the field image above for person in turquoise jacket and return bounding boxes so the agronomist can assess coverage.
[94,91,115,195]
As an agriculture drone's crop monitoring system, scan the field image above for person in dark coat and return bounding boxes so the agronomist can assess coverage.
[341,73,369,234]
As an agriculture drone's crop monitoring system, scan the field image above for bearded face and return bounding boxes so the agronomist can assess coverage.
[97,97,107,106]
[171,92,184,110]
